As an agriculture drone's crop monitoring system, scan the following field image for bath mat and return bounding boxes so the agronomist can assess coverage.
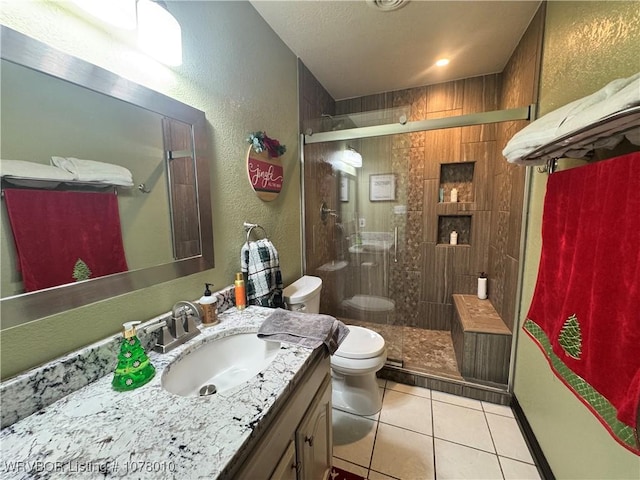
[330,465,365,480]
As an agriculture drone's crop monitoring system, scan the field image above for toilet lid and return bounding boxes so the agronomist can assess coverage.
[336,326,386,359]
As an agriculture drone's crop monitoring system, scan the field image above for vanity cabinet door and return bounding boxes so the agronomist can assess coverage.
[296,378,332,480]
[270,440,298,480]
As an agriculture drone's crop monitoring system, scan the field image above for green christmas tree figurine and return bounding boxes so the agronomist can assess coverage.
[112,321,156,391]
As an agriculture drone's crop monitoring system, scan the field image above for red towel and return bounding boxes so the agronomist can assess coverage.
[524,151,640,455]
[4,189,128,292]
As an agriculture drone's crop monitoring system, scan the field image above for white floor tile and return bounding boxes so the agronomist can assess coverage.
[434,438,503,479]
[482,401,514,418]
[486,412,534,463]
[368,470,399,479]
[379,390,433,435]
[370,423,435,480]
[432,401,495,453]
[332,457,369,478]
[332,409,377,468]
[432,390,483,410]
[499,456,541,480]
[385,381,431,398]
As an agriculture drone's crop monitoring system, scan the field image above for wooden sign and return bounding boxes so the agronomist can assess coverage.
[246,146,284,201]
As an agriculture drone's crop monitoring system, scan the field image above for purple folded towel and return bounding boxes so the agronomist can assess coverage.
[257,308,349,355]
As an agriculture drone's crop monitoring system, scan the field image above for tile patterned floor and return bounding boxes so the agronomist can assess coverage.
[333,380,540,480]
[341,319,462,379]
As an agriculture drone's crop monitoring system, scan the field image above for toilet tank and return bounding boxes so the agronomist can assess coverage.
[283,276,322,313]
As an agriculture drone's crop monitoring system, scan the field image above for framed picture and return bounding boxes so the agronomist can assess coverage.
[340,176,349,202]
[369,173,396,201]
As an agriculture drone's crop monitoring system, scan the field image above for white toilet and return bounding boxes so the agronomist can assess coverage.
[283,275,387,416]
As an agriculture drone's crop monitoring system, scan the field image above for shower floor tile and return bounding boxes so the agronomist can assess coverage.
[339,318,462,379]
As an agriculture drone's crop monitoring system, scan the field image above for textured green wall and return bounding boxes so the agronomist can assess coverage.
[0,1,302,379]
[515,2,640,477]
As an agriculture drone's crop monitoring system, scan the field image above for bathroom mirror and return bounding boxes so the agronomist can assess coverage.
[0,26,214,328]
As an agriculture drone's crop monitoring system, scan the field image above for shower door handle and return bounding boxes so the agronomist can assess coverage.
[394,227,398,263]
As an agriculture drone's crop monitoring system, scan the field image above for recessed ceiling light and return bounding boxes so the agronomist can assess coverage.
[435,58,450,67]
[366,0,410,12]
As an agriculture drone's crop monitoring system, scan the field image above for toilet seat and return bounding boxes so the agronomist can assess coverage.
[336,326,385,359]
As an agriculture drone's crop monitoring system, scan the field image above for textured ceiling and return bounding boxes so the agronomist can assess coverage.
[250,0,542,100]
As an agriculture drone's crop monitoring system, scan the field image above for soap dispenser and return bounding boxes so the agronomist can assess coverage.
[477,272,488,300]
[112,321,156,391]
[199,283,218,326]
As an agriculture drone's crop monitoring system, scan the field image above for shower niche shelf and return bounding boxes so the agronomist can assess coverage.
[438,215,471,245]
[439,161,475,203]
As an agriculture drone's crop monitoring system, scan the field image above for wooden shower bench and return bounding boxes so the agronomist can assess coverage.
[451,294,512,385]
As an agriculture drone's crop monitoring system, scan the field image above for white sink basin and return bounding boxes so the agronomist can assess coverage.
[161,333,281,397]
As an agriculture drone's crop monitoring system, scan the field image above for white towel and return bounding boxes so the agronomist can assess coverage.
[0,159,75,187]
[51,156,134,186]
[503,72,640,164]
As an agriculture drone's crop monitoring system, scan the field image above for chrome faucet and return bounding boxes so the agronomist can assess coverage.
[146,301,202,353]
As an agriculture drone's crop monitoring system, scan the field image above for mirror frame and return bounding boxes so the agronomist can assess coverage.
[0,26,214,328]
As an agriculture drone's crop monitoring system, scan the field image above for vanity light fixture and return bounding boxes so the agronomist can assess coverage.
[69,0,182,67]
[343,147,363,168]
[435,58,450,67]
[137,0,183,66]
[71,0,138,30]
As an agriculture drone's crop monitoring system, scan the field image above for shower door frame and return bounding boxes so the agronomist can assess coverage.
[301,104,534,394]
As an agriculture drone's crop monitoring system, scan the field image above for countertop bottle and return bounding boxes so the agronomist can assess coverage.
[235,272,246,310]
[199,283,218,326]
[112,321,155,391]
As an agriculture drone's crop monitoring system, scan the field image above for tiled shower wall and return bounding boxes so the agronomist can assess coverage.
[299,5,544,333]
[336,75,502,331]
[492,6,545,331]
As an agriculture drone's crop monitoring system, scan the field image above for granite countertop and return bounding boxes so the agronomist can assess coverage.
[0,306,321,479]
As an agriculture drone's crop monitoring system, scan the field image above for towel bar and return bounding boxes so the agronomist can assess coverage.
[244,222,268,243]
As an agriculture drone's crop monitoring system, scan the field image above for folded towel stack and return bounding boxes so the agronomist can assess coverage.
[1,159,75,187]
[503,72,640,164]
[51,156,134,187]
[257,308,349,355]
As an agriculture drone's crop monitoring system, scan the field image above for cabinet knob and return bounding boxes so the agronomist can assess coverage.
[304,435,314,446]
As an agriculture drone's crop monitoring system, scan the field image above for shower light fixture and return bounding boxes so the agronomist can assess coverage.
[344,147,363,168]
[436,58,450,67]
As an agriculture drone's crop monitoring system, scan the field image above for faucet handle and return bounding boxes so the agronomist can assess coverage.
[184,314,198,334]
[143,319,167,334]
[172,313,187,338]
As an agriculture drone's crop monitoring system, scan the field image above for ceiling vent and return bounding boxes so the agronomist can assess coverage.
[366,0,410,12]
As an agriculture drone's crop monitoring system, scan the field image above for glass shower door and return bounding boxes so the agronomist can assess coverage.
[310,134,408,367]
